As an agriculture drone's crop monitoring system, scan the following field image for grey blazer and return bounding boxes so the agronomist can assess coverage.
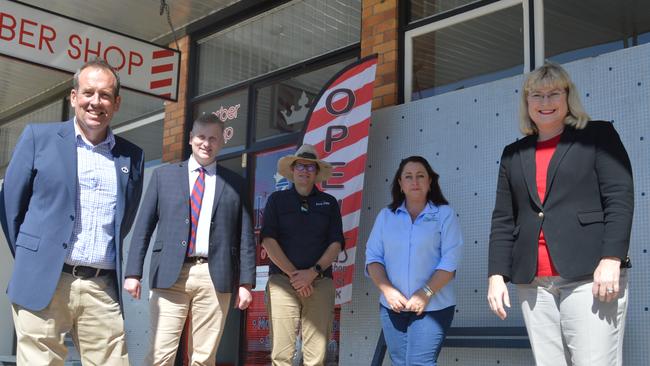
[125,161,255,292]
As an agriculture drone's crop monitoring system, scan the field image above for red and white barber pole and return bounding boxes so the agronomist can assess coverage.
[301,55,378,305]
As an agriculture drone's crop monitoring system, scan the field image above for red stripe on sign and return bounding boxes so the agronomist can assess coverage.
[152,49,175,59]
[314,119,370,159]
[150,78,172,89]
[151,64,174,74]
[342,227,359,248]
[159,93,172,99]
[329,59,377,90]
[339,190,364,217]
[307,82,374,132]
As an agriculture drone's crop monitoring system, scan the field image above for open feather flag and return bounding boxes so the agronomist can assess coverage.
[300,55,378,305]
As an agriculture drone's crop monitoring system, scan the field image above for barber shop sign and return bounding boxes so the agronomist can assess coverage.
[0,1,180,100]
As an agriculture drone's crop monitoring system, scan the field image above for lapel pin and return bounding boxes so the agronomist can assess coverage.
[121,166,129,174]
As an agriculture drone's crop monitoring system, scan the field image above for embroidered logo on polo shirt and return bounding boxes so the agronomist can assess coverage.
[422,213,438,222]
[315,201,330,206]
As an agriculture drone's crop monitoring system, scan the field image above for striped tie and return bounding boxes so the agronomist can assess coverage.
[188,167,205,256]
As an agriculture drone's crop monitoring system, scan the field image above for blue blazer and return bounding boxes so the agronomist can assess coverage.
[124,161,256,293]
[0,120,144,311]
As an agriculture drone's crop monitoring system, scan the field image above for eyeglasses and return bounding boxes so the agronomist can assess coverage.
[527,90,566,103]
[293,163,318,173]
[300,198,309,213]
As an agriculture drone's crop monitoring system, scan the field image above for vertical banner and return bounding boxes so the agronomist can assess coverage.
[301,55,378,305]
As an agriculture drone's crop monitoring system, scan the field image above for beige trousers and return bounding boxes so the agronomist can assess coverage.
[266,274,335,366]
[12,272,128,366]
[517,270,629,366]
[147,261,232,366]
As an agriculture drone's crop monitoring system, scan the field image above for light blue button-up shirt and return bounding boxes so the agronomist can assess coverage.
[365,202,463,312]
[65,121,118,270]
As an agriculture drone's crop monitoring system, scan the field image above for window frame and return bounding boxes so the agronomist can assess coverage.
[402,0,547,102]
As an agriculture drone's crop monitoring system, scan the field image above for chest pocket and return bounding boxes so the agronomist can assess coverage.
[413,217,443,253]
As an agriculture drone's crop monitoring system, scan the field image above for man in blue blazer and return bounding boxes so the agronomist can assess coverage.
[0,59,144,365]
[124,113,255,365]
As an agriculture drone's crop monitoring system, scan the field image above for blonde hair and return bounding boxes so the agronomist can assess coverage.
[519,62,590,135]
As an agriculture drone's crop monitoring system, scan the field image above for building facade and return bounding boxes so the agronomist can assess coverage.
[1,0,649,365]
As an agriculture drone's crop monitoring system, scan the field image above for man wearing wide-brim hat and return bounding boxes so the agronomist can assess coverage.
[261,144,344,366]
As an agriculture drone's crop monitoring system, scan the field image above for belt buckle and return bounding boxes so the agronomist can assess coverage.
[71,265,83,279]
[71,265,101,279]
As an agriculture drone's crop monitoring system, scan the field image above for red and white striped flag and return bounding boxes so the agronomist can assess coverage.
[301,55,378,305]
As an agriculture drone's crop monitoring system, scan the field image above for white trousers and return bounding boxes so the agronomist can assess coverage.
[517,270,628,366]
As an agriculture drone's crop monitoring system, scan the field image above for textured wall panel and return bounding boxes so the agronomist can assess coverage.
[340,43,650,365]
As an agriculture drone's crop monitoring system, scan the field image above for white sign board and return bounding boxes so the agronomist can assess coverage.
[0,1,180,100]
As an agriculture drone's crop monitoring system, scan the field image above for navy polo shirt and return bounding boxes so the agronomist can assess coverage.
[261,186,345,278]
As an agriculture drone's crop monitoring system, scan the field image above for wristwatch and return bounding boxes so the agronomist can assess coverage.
[312,264,324,278]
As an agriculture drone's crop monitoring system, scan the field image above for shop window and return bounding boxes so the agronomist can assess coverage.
[0,99,63,178]
[408,3,524,100]
[114,118,164,164]
[254,58,356,142]
[194,89,249,155]
[195,0,361,96]
[544,0,650,63]
[218,155,246,178]
[409,0,479,22]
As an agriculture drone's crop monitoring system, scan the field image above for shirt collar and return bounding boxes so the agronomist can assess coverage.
[396,201,439,215]
[188,154,217,175]
[73,117,115,149]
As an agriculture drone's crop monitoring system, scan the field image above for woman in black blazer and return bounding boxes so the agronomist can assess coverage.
[487,62,633,366]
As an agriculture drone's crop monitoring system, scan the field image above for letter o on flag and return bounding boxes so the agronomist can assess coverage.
[325,88,355,116]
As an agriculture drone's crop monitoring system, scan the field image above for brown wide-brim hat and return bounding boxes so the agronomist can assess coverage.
[277,144,333,183]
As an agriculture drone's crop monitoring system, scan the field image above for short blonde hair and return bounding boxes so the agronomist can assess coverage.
[519,62,590,135]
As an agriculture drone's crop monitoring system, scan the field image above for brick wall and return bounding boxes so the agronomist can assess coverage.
[162,35,190,163]
[361,0,399,109]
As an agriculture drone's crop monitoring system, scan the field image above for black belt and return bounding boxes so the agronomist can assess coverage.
[185,256,208,264]
[62,264,114,279]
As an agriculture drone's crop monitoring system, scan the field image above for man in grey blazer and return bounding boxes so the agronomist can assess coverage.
[124,113,255,365]
[0,59,144,365]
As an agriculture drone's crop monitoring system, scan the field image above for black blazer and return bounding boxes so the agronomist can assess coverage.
[125,161,256,292]
[488,121,634,284]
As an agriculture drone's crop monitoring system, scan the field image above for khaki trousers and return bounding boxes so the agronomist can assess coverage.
[266,274,335,366]
[517,270,629,366]
[12,272,128,366]
[147,261,232,366]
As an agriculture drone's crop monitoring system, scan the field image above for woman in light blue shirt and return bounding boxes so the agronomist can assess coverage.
[366,156,463,366]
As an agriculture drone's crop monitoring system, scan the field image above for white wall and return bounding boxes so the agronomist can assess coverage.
[340,42,650,365]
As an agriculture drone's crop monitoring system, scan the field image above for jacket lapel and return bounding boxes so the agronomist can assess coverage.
[518,136,542,210]
[180,161,190,207]
[57,120,77,201]
[112,145,130,202]
[544,127,576,203]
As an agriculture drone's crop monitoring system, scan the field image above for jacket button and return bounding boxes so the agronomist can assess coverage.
[62,243,67,249]
[69,215,74,221]
[181,240,187,247]
[185,218,190,224]
[538,212,544,218]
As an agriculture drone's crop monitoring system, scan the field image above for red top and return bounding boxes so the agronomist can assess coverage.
[535,133,562,276]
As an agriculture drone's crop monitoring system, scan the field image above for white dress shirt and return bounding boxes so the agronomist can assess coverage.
[188,155,216,257]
